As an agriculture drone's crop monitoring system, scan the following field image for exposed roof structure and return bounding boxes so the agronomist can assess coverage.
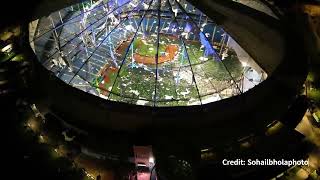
[29,0,267,106]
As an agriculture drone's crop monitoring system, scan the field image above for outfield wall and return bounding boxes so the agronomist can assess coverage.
[27,0,308,145]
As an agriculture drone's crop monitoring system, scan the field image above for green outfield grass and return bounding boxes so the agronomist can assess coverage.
[133,38,167,56]
[92,35,243,106]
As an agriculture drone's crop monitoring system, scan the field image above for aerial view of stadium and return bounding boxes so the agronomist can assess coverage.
[2,0,320,179]
[29,0,266,106]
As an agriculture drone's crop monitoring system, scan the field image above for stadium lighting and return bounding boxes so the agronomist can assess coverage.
[30,0,267,107]
[241,61,248,67]
[1,44,13,53]
[149,156,155,164]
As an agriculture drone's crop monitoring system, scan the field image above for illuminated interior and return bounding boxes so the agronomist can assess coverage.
[29,0,267,106]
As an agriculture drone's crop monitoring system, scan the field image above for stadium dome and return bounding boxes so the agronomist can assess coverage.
[29,0,267,106]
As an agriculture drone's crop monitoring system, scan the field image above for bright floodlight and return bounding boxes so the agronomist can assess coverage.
[149,156,155,164]
[29,0,266,107]
[1,44,13,53]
